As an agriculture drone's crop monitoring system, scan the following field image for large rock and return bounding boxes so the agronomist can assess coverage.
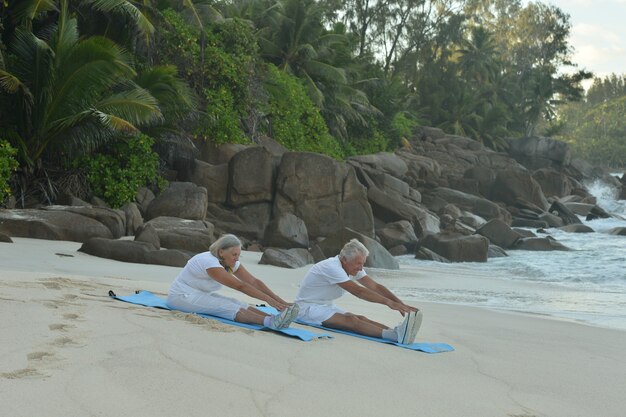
[227,146,275,207]
[0,232,13,242]
[367,186,439,238]
[43,205,125,238]
[144,249,191,267]
[415,246,450,262]
[79,238,155,263]
[532,168,575,199]
[311,228,399,270]
[145,216,214,253]
[508,136,572,170]
[420,233,490,262]
[145,182,208,221]
[199,141,248,165]
[189,160,229,204]
[348,152,409,178]
[608,227,626,236]
[211,203,272,241]
[122,202,143,236]
[274,152,374,239]
[263,213,309,249]
[376,220,418,251]
[395,150,442,186]
[558,224,594,233]
[463,166,496,198]
[491,169,549,211]
[135,187,155,215]
[514,237,570,251]
[476,219,523,249]
[0,209,113,241]
[135,223,160,249]
[259,248,314,269]
[549,201,582,225]
[79,237,190,267]
[424,187,510,223]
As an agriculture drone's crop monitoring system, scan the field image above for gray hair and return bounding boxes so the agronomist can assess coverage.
[339,238,369,261]
[209,234,242,258]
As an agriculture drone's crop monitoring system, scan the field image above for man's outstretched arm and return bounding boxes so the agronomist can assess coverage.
[358,276,419,312]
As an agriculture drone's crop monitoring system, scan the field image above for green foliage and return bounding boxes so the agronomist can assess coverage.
[80,134,166,208]
[557,96,626,168]
[343,125,389,157]
[198,87,247,144]
[0,2,162,171]
[586,73,626,105]
[157,9,252,144]
[0,139,18,203]
[390,112,418,143]
[263,64,344,158]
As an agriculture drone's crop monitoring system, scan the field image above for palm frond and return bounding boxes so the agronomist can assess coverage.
[135,65,197,121]
[94,88,163,127]
[82,0,155,37]
[12,0,58,26]
[304,60,346,84]
[47,37,137,121]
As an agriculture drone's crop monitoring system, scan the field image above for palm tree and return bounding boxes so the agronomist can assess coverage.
[257,0,378,141]
[0,0,162,171]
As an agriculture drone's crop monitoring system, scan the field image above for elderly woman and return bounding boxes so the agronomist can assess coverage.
[167,234,299,330]
[295,239,422,344]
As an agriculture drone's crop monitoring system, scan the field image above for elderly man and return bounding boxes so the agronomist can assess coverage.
[296,239,422,344]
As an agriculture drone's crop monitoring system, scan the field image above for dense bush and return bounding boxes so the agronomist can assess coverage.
[156,10,253,144]
[263,64,344,158]
[80,135,166,208]
[0,140,18,204]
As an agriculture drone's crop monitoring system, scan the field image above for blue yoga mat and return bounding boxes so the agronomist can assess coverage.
[110,291,453,353]
[294,319,454,353]
[251,305,454,353]
[109,290,331,342]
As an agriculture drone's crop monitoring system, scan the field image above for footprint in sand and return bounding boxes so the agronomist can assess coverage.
[26,351,54,361]
[62,313,81,320]
[0,368,42,379]
[49,323,75,332]
[52,336,77,347]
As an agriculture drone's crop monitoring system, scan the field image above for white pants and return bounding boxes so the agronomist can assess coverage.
[167,291,248,321]
[296,302,346,325]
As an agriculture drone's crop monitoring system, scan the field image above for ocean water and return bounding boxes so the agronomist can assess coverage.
[386,174,626,331]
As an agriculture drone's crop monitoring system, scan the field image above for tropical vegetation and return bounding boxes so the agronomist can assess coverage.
[1,0,618,207]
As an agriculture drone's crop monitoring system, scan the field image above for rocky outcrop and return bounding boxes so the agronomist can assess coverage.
[507,136,572,170]
[7,128,615,269]
[188,160,229,204]
[259,248,314,268]
[514,237,570,251]
[491,169,549,211]
[274,152,374,239]
[263,213,309,249]
[423,187,510,223]
[227,146,275,207]
[420,233,490,262]
[376,220,418,252]
[476,219,523,249]
[145,182,208,221]
[145,216,214,253]
[0,209,114,241]
[79,237,189,267]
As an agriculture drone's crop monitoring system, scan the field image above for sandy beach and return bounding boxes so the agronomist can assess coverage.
[1,237,625,417]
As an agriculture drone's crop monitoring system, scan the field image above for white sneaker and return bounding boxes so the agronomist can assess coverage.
[396,311,422,344]
[268,304,300,329]
[404,310,423,345]
[395,314,411,344]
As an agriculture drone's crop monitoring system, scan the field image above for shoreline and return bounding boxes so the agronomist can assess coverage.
[2,238,626,417]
